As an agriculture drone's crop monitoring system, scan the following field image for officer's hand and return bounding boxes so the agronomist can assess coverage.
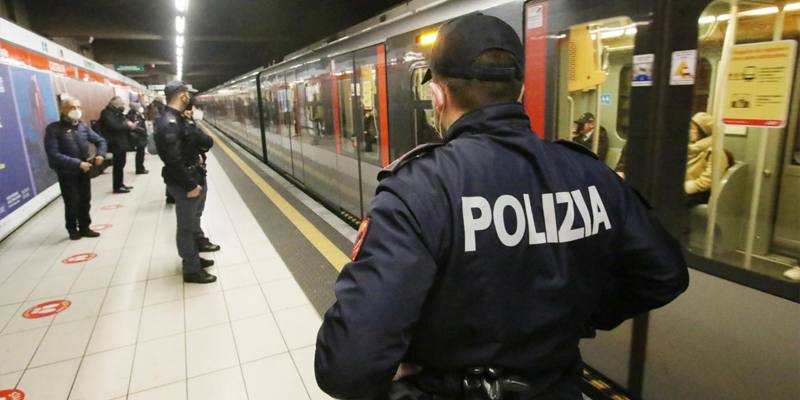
[94,156,104,166]
[79,162,92,172]
[127,121,137,129]
[187,185,202,198]
[392,363,422,381]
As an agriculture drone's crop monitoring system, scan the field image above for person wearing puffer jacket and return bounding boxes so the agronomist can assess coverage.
[685,112,730,206]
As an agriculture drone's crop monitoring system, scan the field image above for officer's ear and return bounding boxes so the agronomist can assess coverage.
[429,82,445,112]
[517,84,525,103]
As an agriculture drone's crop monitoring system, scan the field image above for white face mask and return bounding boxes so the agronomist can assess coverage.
[67,109,82,122]
[192,109,204,121]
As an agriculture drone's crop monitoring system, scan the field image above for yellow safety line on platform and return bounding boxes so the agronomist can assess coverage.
[203,127,350,271]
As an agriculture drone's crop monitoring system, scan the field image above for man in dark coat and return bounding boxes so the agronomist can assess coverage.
[100,96,137,193]
[44,97,108,240]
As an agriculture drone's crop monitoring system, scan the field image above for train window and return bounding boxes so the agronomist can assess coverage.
[555,16,638,168]
[355,48,382,165]
[687,1,800,281]
[335,62,357,158]
[411,66,439,145]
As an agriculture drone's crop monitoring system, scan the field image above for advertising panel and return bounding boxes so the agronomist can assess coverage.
[0,65,35,220]
[9,65,59,193]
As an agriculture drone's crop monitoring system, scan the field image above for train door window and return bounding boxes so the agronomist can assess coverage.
[555,17,638,169]
[334,56,357,158]
[411,66,440,145]
[354,47,383,165]
[686,1,800,281]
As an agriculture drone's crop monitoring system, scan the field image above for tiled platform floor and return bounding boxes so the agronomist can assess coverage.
[0,152,332,400]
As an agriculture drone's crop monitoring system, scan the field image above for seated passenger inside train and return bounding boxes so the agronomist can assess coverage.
[571,111,609,162]
[685,112,732,206]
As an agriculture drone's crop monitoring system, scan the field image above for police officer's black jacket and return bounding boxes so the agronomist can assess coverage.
[44,118,107,176]
[99,105,130,152]
[315,102,689,399]
[154,106,202,191]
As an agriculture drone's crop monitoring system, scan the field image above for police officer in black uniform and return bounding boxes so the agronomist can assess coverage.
[182,99,221,253]
[154,81,216,284]
[100,96,136,193]
[315,14,688,400]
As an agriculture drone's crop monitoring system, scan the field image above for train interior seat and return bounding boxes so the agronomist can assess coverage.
[690,161,748,254]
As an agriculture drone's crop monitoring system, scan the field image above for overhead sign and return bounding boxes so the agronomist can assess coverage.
[114,64,145,72]
[722,40,797,128]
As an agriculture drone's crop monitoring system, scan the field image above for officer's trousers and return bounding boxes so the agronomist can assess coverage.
[112,150,127,190]
[166,183,206,273]
[58,173,92,233]
[194,177,207,241]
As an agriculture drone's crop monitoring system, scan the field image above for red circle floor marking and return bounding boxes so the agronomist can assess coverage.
[0,388,25,400]
[100,204,123,210]
[22,300,71,319]
[62,252,97,264]
[89,223,112,231]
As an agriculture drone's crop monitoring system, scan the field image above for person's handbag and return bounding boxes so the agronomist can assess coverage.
[84,143,101,179]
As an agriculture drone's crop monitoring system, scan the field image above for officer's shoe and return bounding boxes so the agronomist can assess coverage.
[68,231,82,240]
[183,269,217,284]
[113,187,131,194]
[122,185,134,190]
[197,238,221,252]
[135,169,149,175]
[80,229,101,238]
[200,257,215,268]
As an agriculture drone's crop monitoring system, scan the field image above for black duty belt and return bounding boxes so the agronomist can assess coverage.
[389,367,530,400]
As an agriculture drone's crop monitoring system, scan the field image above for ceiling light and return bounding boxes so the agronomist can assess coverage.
[176,16,185,34]
[175,0,189,13]
[784,2,800,11]
[176,35,184,47]
[177,47,184,57]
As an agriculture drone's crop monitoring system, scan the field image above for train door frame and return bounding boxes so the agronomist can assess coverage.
[331,52,364,218]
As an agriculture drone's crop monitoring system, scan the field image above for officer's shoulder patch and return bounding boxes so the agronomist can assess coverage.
[554,139,599,160]
[351,218,370,260]
[378,143,442,181]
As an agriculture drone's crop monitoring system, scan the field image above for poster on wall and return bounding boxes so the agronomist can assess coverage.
[0,65,36,220]
[8,65,59,194]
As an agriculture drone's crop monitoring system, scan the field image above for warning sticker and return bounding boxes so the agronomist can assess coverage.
[62,252,97,264]
[22,300,71,319]
[670,50,697,85]
[526,4,544,29]
[632,54,654,87]
[0,389,25,400]
[100,204,123,210]
[89,224,112,231]
[722,40,797,128]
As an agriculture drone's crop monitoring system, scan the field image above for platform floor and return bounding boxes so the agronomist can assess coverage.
[0,146,341,399]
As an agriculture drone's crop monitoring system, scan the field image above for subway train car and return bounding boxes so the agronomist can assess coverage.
[200,1,800,399]
[0,17,147,240]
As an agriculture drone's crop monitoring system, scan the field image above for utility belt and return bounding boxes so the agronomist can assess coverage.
[388,367,530,400]
[186,157,207,176]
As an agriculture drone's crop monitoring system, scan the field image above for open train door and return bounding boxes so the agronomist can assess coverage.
[522,0,660,396]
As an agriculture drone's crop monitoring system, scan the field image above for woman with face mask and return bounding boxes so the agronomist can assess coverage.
[685,112,731,206]
[44,97,108,240]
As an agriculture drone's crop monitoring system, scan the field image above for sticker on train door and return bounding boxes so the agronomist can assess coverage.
[0,388,25,400]
[670,50,697,85]
[22,300,71,319]
[527,4,544,29]
[632,54,654,87]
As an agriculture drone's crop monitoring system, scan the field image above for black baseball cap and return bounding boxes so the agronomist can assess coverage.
[421,13,524,84]
[164,80,198,98]
[574,112,595,124]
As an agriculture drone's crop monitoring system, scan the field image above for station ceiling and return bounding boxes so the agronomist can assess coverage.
[25,0,405,90]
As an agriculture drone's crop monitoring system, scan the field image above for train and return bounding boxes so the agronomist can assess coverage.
[198,1,800,399]
[0,17,148,240]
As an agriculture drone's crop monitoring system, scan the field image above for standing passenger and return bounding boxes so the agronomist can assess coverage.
[127,102,149,175]
[44,98,107,240]
[100,96,137,193]
[154,81,217,284]
[315,14,688,399]
[571,112,609,163]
